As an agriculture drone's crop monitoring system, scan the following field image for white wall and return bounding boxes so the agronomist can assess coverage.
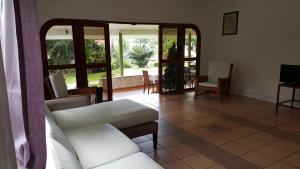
[203,0,300,102]
[36,0,211,88]
[36,0,300,102]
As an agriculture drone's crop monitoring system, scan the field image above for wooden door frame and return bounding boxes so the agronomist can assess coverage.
[40,19,201,98]
[40,20,112,100]
[158,24,201,94]
[158,24,185,94]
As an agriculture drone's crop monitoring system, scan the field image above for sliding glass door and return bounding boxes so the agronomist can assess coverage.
[158,25,200,94]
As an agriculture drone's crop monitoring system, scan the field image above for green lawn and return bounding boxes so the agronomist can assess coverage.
[64,67,158,88]
[64,72,106,88]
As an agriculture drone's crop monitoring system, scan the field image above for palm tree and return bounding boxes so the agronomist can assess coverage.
[127,44,153,68]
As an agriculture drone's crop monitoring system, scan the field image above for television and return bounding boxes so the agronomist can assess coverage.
[280,64,300,85]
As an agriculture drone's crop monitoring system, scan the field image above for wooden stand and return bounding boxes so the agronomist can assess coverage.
[276,83,300,113]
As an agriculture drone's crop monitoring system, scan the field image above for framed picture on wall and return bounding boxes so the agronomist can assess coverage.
[222,11,239,35]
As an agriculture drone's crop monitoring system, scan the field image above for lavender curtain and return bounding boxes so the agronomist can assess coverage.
[0,0,29,167]
[0,37,17,169]
[17,0,46,167]
[0,0,46,168]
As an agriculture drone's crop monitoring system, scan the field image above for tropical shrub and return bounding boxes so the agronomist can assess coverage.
[127,44,154,68]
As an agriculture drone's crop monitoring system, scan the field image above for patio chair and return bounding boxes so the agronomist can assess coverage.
[142,70,158,95]
[44,72,99,109]
[194,62,233,102]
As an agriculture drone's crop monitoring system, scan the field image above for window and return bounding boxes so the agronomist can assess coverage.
[46,26,77,89]
[42,22,112,101]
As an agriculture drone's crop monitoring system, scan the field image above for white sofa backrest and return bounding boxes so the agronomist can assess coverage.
[207,62,231,82]
[45,103,56,120]
[49,72,69,98]
[46,138,83,169]
[45,114,76,156]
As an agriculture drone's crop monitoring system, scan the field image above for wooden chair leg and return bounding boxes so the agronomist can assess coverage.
[153,133,158,150]
[218,90,222,103]
[148,85,150,95]
[143,84,145,94]
[152,84,154,93]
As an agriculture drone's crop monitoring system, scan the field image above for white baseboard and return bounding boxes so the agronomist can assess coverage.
[231,90,277,103]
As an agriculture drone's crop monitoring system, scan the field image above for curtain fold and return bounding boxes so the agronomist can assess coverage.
[0,37,17,169]
[0,0,46,168]
[0,0,30,168]
[17,0,46,168]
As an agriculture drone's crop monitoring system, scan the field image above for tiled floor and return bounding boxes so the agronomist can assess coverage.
[115,89,300,169]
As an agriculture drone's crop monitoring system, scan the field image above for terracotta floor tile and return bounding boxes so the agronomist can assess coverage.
[189,118,213,126]
[185,139,216,152]
[283,152,300,168]
[203,115,226,123]
[203,147,236,163]
[219,130,247,141]
[223,158,261,169]
[265,161,299,169]
[158,135,184,148]
[170,131,198,143]
[279,122,300,134]
[138,141,163,154]
[232,126,258,135]
[259,140,300,159]
[203,134,231,145]
[182,153,217,169]
[163,160,192,169]
[209,165,227,169]
[148,150,178,165]
[215,120,240,128]
[177,121,202,131]
[221,141,252,156]
[188,127,214,138]
[250,132,280,144]
[117,90,300,168]
[167,144,198,158]
[241,151,277,168]
[237,136,267,150]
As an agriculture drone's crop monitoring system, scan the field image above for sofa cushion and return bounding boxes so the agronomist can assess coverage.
[52,99,159,130]
[207,62,231,82]
[46,138,83,169]
[94,152,163,169]
[198,81,218,88]
[65,123,140,169]
[45,96,91,111]
[45,114,76,156]
[45,103,56,121]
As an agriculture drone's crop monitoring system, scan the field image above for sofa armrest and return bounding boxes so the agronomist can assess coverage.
[45,96,91,111]
[217,78,230,89]
[194,75,208,86]
[68,87,97,95]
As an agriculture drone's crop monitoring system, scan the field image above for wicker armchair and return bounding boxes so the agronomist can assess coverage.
[194,62,233,102]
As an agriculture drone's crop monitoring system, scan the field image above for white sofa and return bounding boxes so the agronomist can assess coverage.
[45,100,162,169]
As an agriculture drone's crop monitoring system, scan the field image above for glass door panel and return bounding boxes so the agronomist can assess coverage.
[84,27,106,64]
[46,26,75,65]
[184,60,196,89]
[185,29,197,59]
[83,24,112,101]
[162,28,178,60]
[184,28,198,90]
[159,26,183,94]
[162,64,178,92]
[87,67,108,100]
